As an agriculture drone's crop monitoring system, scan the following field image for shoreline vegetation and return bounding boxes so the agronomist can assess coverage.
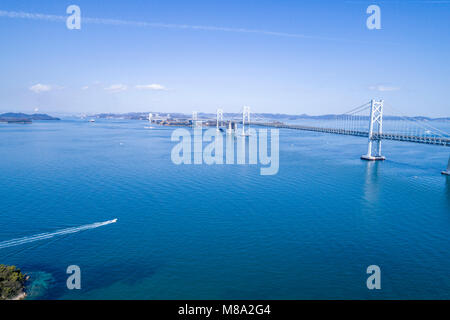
[0,265,28,300]
[0,113,60,124]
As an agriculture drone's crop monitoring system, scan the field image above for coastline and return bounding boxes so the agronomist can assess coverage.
[10,292,27,301]
[11,275,30,300]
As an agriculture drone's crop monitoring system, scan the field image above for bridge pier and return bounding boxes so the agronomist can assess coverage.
[216,108,224,132]
[361,100,386,161]
[361,138,385,160]
[442,156,450,175]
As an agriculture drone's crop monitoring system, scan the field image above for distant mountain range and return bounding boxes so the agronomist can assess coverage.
[2,111,447,123]
[93,111,450,122]
[0,113,60,123]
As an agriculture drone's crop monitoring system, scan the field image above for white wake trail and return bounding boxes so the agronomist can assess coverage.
[0,219,118,250]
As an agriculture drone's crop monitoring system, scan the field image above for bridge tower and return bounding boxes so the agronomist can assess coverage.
[216,109,224,132]
[361,100,386,161]
[227,121,233,135]
[192,111,198,128]
[242,106,251,136]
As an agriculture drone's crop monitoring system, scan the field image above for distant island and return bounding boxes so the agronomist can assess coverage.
[0,113,60,124]
[0,265,27,300]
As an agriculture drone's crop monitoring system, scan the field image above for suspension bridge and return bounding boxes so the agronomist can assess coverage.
[206,100,450,175]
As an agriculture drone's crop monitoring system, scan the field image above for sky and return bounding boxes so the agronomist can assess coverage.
[0,0,449,117]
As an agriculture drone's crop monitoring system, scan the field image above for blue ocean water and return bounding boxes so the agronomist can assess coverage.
[0,119,449,299]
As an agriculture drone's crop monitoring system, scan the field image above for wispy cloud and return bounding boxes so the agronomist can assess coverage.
[104,84,127,93]
[346,1,450,4]
[0,10,65,22]
[369,85,400,92]
[0,10,362,43]
[29,83,52,93]
[81,86,89,90]
[136,84,167,91]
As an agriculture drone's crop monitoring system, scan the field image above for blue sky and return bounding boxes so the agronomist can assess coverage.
[0,0,449,116]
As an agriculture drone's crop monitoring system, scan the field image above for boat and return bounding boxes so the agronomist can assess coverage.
[89,119,95,123]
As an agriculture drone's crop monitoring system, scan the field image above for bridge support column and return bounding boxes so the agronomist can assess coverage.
[216,108,224,132]
[241,106,251,136]
[361,99,386,161]
[192,111,198,128]
[442,156,450,175]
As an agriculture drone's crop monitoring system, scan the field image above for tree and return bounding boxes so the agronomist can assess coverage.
[0,265,27,300]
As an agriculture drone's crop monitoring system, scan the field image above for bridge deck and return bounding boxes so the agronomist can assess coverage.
[250,122,450,147]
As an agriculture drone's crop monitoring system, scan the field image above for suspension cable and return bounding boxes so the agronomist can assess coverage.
[343,101,371,115]
[384,102,449,138]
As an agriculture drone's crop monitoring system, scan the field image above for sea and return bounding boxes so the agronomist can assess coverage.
[0,119,449,299]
